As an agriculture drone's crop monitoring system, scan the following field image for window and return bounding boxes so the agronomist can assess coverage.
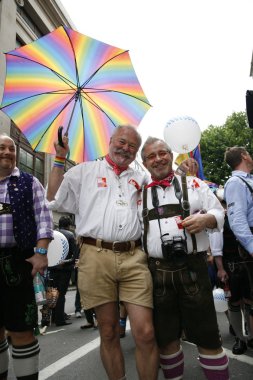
[11,125,45,185]
[19,148,44,183]
[16,6,43,38]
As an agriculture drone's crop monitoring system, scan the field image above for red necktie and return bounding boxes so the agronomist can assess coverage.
[105,154,128,176]
[146,171,174,188]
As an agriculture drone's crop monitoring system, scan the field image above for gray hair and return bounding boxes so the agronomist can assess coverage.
[141,136,171,161]
[111,125,142,148]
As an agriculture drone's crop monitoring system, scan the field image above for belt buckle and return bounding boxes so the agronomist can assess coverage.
[112,241,121,253]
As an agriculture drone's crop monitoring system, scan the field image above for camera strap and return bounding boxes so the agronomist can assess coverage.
[151,186,164,245]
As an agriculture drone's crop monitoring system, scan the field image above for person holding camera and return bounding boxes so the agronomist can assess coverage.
[139,137,229,380]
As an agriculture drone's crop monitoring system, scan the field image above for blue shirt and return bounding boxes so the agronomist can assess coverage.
[224,170,253,254]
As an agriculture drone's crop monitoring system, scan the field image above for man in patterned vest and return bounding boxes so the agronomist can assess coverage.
[0,133,53,380]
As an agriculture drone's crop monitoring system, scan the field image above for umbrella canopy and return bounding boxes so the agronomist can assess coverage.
[0,26,151,162]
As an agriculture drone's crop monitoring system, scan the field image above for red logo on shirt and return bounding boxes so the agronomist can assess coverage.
[192,179,200,188]
[97,177,107,187]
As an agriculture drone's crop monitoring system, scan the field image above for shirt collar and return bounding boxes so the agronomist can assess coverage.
[10,167,20,178]
[104,157,133,175]
[232,170,250,178]
[0,167,20,183]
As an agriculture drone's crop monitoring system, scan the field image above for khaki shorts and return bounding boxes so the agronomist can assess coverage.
[78,243,153,310]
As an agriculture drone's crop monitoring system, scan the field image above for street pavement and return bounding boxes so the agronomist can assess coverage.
[7,288,253,379]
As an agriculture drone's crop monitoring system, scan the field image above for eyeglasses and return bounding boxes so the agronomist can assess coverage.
[144,150,171,161]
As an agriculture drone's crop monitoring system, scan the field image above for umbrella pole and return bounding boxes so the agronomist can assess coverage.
[58,91,80,147]
[66,93,79,135]
[59,93,80,158]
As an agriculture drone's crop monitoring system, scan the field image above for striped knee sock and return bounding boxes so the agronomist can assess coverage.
[199,349,229,380]
[160,346,184,379]
[228,304,245,341]
[0,338,9,379]
[12,339,40,380]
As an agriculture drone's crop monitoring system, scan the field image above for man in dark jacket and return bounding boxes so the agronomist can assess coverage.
[51,216,78,326]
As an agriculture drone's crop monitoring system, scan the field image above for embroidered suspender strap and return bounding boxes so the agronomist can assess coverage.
[173,176,183,203]
[181,174,198,254]
[142,187,149,254]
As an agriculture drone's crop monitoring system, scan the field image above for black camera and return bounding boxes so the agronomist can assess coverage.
[161,235,188,265]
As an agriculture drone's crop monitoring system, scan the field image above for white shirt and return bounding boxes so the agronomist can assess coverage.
[138,175,224,258]
[208,231,223,257]
[50,159,149,240]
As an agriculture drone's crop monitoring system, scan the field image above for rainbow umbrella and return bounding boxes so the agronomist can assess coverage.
[0,26,151,162]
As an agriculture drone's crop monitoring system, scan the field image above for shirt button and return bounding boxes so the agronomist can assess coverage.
[119,225,123,230]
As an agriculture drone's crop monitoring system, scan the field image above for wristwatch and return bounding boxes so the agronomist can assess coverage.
[35,247,48,255]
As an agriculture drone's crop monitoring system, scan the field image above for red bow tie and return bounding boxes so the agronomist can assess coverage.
[146,172,174,188]
[105,154,128,176]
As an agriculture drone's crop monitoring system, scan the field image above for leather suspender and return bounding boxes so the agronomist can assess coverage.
[142,187,149,254]
[142,175,198,255]
[181,175,198,254]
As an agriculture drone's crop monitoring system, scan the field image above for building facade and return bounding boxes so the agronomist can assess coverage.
[0,0,75,225]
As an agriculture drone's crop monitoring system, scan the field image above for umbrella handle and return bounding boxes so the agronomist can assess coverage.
[58,126,64,147]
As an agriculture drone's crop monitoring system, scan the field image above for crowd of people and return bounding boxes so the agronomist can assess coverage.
[1,127,253,380]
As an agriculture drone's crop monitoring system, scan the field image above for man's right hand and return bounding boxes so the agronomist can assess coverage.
[47,134,69,202]
[54,134,69,158]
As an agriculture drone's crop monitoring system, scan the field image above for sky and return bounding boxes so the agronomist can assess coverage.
[59,0,253,145]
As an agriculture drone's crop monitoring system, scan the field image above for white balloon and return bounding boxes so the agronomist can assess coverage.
[164,116,201,153]
[212,288,228,313]
[47,230,69,267]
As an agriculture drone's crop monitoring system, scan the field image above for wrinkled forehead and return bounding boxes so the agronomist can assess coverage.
[145,140,169,153]
[112,128,140,145]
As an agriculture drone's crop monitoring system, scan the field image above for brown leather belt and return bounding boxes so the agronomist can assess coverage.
[80,237,142,253]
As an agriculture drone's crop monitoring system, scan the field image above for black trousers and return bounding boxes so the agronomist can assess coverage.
[50,268,72,324]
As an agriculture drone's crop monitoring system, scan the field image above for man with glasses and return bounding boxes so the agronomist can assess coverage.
[139,137,229,380]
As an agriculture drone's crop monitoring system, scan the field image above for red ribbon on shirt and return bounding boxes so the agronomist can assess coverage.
[146,171,174,188]
[105,154,128,176]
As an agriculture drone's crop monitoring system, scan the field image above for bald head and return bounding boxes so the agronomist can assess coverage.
[0,134,16,177]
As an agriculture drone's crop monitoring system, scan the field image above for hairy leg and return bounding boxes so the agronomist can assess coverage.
[126,302,159,380]
[95,302,125,380]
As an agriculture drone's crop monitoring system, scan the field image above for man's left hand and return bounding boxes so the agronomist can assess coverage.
[176,158,199,176]
[26,254,48,277]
